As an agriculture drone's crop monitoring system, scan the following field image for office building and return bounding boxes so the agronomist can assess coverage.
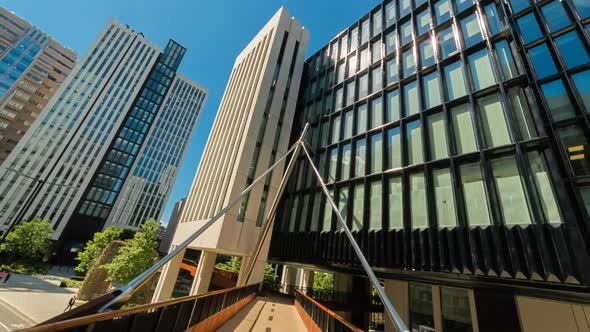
[268,0,590,331]
[0,19,207,259]
[153,7,308,301]
[159,198,185,253]
[0,7,77,163]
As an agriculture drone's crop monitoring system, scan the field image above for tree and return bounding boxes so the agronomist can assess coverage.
[313,272,334,290]
[105,219,160,284]
[75,226,123,274]
[215,256,241,273]
[1,218,53,260]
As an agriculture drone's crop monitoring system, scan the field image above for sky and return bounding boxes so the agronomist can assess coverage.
[3,0,380,224]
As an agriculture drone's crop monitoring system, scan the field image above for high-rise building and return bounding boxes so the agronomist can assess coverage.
[0,19,207,258]
[159,198,185,253]
[0,7,77,163]
[267,0,590,331]
[153,7,308,301]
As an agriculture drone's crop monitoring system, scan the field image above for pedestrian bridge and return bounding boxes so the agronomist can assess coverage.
[20,283,364,332]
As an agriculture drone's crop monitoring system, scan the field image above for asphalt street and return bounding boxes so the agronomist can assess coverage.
[0,297,34,331]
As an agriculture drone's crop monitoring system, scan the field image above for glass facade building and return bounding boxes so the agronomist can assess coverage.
[0,20,207,259]
[0,8,76,163]
[269,0,590,330]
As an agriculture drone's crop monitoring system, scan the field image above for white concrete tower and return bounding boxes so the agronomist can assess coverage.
[155,7,308,299]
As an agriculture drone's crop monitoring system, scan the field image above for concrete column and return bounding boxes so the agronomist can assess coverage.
[301,269,315,290]
[237,256,266,286]
[383,279,410,332]
[432,285,443,332]
[334,273,354,321]
[190,251,217,295]
[280,265,298,294]
[151,246,185,302]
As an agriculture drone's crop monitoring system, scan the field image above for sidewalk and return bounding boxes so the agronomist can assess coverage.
[217,294,306,332]
[0,273,78,323]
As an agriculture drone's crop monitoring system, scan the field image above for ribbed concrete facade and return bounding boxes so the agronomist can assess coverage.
[166,7,308,288]
[0,8,77,164]
[107,75,207,231]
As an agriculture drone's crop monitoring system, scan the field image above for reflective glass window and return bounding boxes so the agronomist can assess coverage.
[340,35,349,58]
[528,151,562,223]
[322,190,333,232]
[335,87,343,110]
[529,43,558,79]
[403,48,416,78]
[441,288,473,331]
[371,133,384,173]
[386,1,397,27]
[372,67,383,93]
[491,155,532,224]
[581,187,590,217]
[555,31,590,69]
[468,49,496,91]
[420,38,435,68]
[401,20,413,46]
[337,63,346,83]
[388,177,403,229]
[387,89,401,122]
[343,110,354,139]
[517,13,541,44]
[404,80,419,116]
[558,125,590,176]
[310,193,321,231]
[508,88,537,140]
[479,94,511,147]
[435,0,452,25]
[355,138,367,177]
[401,0,412,17]
[361,19,370,44]
[541,79,576,121]
[346,81,355,106]
[460,162,491,226]
[388,127,402,168]
[573,0,590,18]
[451,104,478,154]
[338,188,349,230]
[357,104,368,134]
[386,30,397,55]
[329,147,338,182]
[428,112,448,160]
[331,115,341,143]
[444,61,467,100]
[373,10,383,36]
[372,41,382,63]
[511,0,529,13]
[410,173,428,228]
[455,0,474,13]
[572,70,590,112]
[422,71,442,109]
[359,74,369,99]
[496,40,518,80]
[407,120,423,165]
[352,184,364,231]
[371,97,384,128]
[417,10,432,36]
[461,14,483,48]
[360,47,370,69]
[439,26,458,59]
[369,181,382,230]
[348,54,357,77]
[410,285,435,332]
[387,58,399,85]
[485,4,505,35]
[542,1,571,32]
[351,27,359,51]
[434,168,457,227]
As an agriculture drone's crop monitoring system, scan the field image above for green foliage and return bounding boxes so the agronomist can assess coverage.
[313,272,334,290]
[0,260,50,275]
[263,263,278,290]
[75,226,123,274]
[60,278,83,288]
[215,256,241,273]
[1,218,53,260]
[105,219,160,284]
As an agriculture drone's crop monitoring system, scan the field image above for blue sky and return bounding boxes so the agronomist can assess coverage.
[3,0,380,224]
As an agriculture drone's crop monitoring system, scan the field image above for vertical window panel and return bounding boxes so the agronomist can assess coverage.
[428,112,448,160]
[341,144,352,180]
[359,73,369,99]
[460,162,491,226]
[572,70,590,112]
[529,43,558,79]
[361,19,370,45]
[542,1,571,32]
[371,133,384,173]
[372,41,382,63]
[370,181,383,230]
[331,115,341,143]
[357,104,368,134]
[417,10,432,36]
[322,190,334,232]
[405,80,419,116]
[517,13,542,44]
[407,120,423,165]
[507,88,537,140]
[491,155,532,224]
[355,138,367,177]
[433,168,457,227]
[528,151,562,223]
[387,89,401,122]
[541,79,576,121]
[435,0,452,24]
[346,81,355,106]
[352,184,364,231]
[386,30,397,55]
[343,110,354,139]
[410,173,428,228]
[389,177,403,229]
[496,40,518,80]
[371,97,384,128]
[479,94,511,147]
[400,0,412,18]
[572,0,590,18]
[310,193,321,231]
[387,58,399,85]
[299,194,309,232]
[555,31,590,69]
[422,71,442,109]
[401,21,413,46]
[329,147,338,182]
[444,61,467,100]
[338,188,349,231]
[348,54,358,77]
[420,38,436,68]
[403,48,417,78]
[439,26,458,59]
[468,49,496,91]
[388,127,402,169]
[461,14,483,48]
[451,104,478,154]
[484,4,505,35]
[386,1,397,27]
[558,125,590,176]
[372,67,383,93]
[373,10,383,36]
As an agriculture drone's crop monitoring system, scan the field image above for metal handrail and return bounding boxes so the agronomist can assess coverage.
[97,134,304,312]
[300,142,410,332]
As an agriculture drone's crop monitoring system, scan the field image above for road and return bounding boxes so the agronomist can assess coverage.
[0,297,34,331]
